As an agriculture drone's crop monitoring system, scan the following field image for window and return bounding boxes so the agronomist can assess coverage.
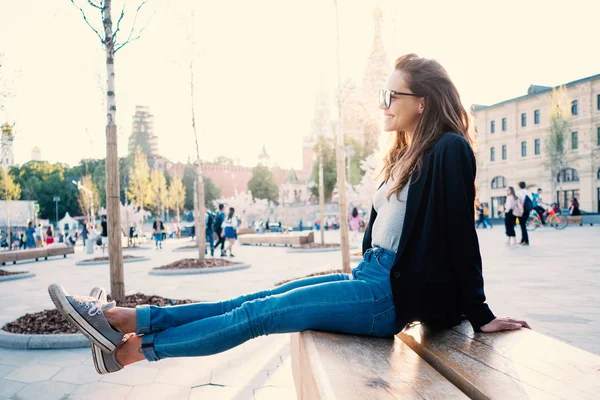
[490,147,495,162]
[597,94,600,110]
[502,118,507,131]
[502,145,507,160]
[557,168,580,183]
[491,176,507,189]
[521,113,526,127]
[521,141,527,157]
[571,100,578,116]
[534,109,540,124]
[597,127,600,146]
[556,189,580,210]
[534,139,541,155]
[490,121,495,133]
[597,169,600,180]
[572,131,578,150]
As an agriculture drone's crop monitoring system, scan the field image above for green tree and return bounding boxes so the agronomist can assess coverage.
[76,174,100,221]
[248,165,279,202]
[0,167,21,241]
[148,168,167,216]
[212,156,235,166]
[311,136,338,199]
[167,176,186,223]
[127,148,151,211]
[182,164,221,210]
[204,177,220,210]
[544,85,573,198]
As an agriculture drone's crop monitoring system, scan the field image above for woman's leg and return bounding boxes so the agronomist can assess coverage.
[121,276,394,365]
[124,272,351,335]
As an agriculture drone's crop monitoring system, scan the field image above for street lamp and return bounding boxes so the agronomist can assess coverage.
[53,196,60,228]
[72,180,94,224]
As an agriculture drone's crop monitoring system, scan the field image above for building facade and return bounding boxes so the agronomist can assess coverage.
[474,74,600,216]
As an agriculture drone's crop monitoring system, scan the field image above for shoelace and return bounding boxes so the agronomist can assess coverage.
[75,296,104,317]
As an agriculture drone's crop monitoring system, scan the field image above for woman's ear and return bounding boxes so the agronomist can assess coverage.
[418,100,425,114]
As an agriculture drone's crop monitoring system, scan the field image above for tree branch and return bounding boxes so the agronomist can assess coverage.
[87,0,103,9]
[113,1,126,42]
[70,0,104,45]
[114,0,149,53]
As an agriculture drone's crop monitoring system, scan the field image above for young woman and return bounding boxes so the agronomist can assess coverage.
[25,221,36,249]
[46,226,54,245]
[569,198,581,216]
[221,207,239,257]
[504,186,519,246]
[349,207,362,243]
[47,54,530,375]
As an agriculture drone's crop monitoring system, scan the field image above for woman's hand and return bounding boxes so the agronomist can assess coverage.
[480,317,531,333]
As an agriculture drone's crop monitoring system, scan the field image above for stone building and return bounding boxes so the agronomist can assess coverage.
[473,73,600,216]
[0,123,14,169]
[128,105,160,163]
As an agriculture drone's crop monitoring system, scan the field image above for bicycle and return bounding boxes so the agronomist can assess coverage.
[526,208,567,231]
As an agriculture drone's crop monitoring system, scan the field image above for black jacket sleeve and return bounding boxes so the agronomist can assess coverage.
[442,135,496,331]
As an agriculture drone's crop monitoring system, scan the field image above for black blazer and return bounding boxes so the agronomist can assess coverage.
[362,133,496,332]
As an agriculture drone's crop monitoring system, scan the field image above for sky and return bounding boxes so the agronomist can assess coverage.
[1,0,599,169]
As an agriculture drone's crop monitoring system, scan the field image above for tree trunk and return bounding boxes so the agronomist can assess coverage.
[333,0,351,273]
[196,165,206,260]
[104,0,124,302]
[318,155,325,245]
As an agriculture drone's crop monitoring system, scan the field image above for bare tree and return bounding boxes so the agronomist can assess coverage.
[544,85,573,205]
[0,168,21,245]
[69,0,151,301]
[77,174,100,221]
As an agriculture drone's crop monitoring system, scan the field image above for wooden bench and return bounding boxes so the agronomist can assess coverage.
[0,245,75,265]
[566,216,583,226]
[293,321,600,399]
[582,214,600,226]
[239,231,314,247]
[237,228,256,236]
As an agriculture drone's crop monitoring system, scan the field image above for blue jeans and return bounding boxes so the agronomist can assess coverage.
[205,230,214,254]
[136,246,401,361]
[154,233,162,248]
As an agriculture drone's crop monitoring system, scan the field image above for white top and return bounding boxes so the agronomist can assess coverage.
[222,216,239,230]
[371,177,410,253]
[504,196,516,212]
[517,188,532,202]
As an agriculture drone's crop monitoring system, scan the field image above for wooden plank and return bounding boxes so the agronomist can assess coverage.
[15,249,48,261]
[239,232,314,246]
[292,330,467,400]
[47,245,75,257]
[398,322,600,400]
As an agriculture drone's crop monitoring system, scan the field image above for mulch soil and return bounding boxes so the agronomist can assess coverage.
[80,255,139,263]
[2,294,197,335]
[275,269,344,286]
[0,269,26,276]
[292,243,341,249]
[154,258,241,270]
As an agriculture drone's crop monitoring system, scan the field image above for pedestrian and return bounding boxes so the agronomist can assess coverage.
[213,204,227,257]
[152,218,164,250]
[46,226,54,245]
[221,207,239,257]
[504,186,520,246]
[82,222,89,247]
[205,210,215,257]
[25,222,36,249]
[569,198,581,216]
[516,182,532,246]
[483,204,493,228]
[475,202,486,229]
[531,188,546,225]
[47,54,528,375]
[35,223,44,248]
[349,207,362,243]
[101,215,108,253]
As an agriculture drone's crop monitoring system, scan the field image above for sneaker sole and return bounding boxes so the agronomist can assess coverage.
[89,288,108,374]
[48,284,116,353]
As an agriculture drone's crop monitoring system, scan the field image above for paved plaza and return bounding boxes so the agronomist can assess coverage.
[1,226,599,399]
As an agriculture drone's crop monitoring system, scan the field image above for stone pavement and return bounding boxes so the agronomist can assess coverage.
[1,227,600,399]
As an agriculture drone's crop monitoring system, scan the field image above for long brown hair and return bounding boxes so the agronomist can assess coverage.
[507,186,517,200]
[381,54,474,199]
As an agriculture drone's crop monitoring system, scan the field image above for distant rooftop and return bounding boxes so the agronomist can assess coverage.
[472,73,600,111]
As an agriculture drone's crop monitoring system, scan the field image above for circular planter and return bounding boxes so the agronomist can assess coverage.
[123,246,152,251]
[287,247,341,253]
[76,257,150,266]
[0,272,35,282]
[0,329,89,349]
[172,246,205,253]
[149,263,251,276]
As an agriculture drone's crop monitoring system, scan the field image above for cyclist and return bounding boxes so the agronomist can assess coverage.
[531,188,546,226]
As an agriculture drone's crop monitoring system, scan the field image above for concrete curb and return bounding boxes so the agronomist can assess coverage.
[0,329,89,349]
[172,247,203,252]
[149,263,251,276]
[350,256,363,262]
[286,247,341,253]
[0,272,36,282]
[76,257,150,266]
[123,246,152,251]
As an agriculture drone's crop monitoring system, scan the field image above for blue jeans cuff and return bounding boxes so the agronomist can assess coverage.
[141,333,160,362]
[136,305,152,335]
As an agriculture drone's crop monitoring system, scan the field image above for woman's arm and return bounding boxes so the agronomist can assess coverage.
[442,136,496,331]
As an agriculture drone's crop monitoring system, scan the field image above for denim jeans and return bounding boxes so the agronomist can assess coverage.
[205,230,214,255]
[137,246,401,361]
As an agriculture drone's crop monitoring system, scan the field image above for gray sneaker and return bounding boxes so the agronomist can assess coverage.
[48,283,124,353]
[89,287,125,374]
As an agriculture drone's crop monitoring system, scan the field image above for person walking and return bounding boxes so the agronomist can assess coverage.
[475,202,486,229]
[25,222,36,249]
[349,207,362,243]
[221,207,239,257]
[213,204,227,257]
[35,223,44,248]
[504,187,520,246]
[516,182,532,246]
[47,54,529,375]
[152,218,164,250]
[82,222,89,248]
[46,226,54,245]
[205,210,215,257]
[100,216,108,253]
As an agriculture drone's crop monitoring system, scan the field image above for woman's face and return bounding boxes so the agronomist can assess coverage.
[380,70,424,134]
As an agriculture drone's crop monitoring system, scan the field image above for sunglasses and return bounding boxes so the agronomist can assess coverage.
[378,88,422,109]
